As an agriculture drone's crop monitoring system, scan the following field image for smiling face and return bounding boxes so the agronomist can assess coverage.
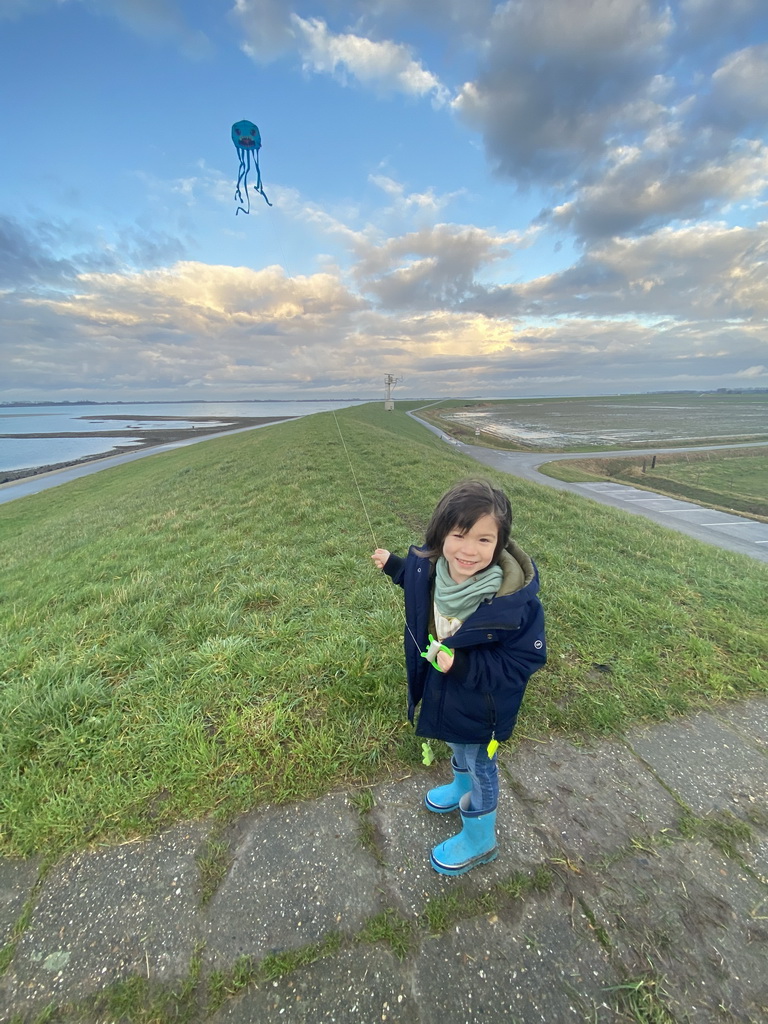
[231,120,261,150]
[442,513,500,584]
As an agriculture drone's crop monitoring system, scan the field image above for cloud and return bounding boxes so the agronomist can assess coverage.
[446,1,767,241]
[452,0,673,184]
[369,175,463,216]
[342,0,495,39]
[291,15,449,103]
[230,3,765,243]
[3,2,767,402]
[3,246,766,398]
[7,209,752,397]
[234,3,448,103]
[548,139,768,239]
[353,222,526,310]
[0,215,78,288]
[230,0,297,62]
[472,221,768,321]
[0,214,188,292]
[704,43,768,132]
[1,261,369,395]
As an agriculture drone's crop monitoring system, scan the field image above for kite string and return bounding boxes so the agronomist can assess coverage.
[332,411,379,549]
[332,411,422,654]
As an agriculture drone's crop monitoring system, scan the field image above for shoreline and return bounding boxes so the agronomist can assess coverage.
[0,415,293,485]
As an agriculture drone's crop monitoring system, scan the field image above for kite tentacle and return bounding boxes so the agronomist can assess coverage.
[235,151,251,216]
[254,152,272,206]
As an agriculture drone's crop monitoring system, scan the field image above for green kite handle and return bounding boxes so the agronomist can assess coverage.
[420,633,452,672]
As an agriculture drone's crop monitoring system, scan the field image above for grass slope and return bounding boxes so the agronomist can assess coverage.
[1,405,766,857]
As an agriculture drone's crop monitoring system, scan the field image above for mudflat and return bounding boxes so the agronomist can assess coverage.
[0,415,293,485]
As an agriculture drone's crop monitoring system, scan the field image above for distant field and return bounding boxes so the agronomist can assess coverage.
[540,447,768,520]
[419,393,768,452]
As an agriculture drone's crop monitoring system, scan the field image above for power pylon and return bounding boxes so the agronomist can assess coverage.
[384,374,400,410]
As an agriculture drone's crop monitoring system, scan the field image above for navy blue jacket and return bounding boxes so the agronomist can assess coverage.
[383,542,546,745]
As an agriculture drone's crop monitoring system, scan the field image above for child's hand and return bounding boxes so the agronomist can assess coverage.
[436,649,454,672]
[372,548,390,570]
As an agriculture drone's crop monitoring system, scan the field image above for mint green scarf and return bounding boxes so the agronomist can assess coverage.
[434,556,503,621]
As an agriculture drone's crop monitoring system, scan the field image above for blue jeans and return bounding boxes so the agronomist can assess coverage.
[449,743,498,814]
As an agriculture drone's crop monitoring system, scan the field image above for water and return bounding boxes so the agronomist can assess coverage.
[0,400,363,472]
[0,436,145,472]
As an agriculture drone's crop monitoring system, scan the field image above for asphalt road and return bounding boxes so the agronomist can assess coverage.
[415,415,768,565]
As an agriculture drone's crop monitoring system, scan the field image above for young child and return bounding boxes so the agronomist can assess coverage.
[372,478,546,876]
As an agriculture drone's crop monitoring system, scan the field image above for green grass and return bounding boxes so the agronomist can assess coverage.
[1,404,767,857]
[607,976,677,1024]
[541,447,768,519]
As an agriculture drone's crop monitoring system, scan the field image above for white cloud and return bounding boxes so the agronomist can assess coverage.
[233,2,448,104]
[473,221,768,321]
[368,175,461,214]
[1,261,369,395]
[353,222,529,310]
[291,15,448,103]
[550,139,768,239]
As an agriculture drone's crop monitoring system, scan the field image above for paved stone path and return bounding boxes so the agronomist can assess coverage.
[2,700,767,1023]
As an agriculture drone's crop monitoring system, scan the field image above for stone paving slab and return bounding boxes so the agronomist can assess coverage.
[371,772,547,918]
[210,945,419,1023]
[627,711,768,819]
[212,887,622,1024]
[502,736,681,862]
[578,839,768,1023]
[714,699,768,750]
[411,889,621,1024]
[0,823,209,1014]
[203,792,383,969]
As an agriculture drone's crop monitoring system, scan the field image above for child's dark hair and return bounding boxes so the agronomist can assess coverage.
[423,479,512,563]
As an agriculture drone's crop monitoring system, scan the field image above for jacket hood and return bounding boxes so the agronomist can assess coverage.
[496,540,536,597]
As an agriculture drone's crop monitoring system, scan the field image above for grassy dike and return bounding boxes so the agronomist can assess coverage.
[1,403,767,858]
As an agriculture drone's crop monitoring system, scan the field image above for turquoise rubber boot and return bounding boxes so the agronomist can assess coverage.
[430,793,498,875]
[424,757,473,813]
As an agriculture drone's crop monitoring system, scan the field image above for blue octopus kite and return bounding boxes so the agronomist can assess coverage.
[232,120,272,214]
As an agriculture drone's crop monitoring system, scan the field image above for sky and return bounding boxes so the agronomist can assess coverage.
[1,0,767,403]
